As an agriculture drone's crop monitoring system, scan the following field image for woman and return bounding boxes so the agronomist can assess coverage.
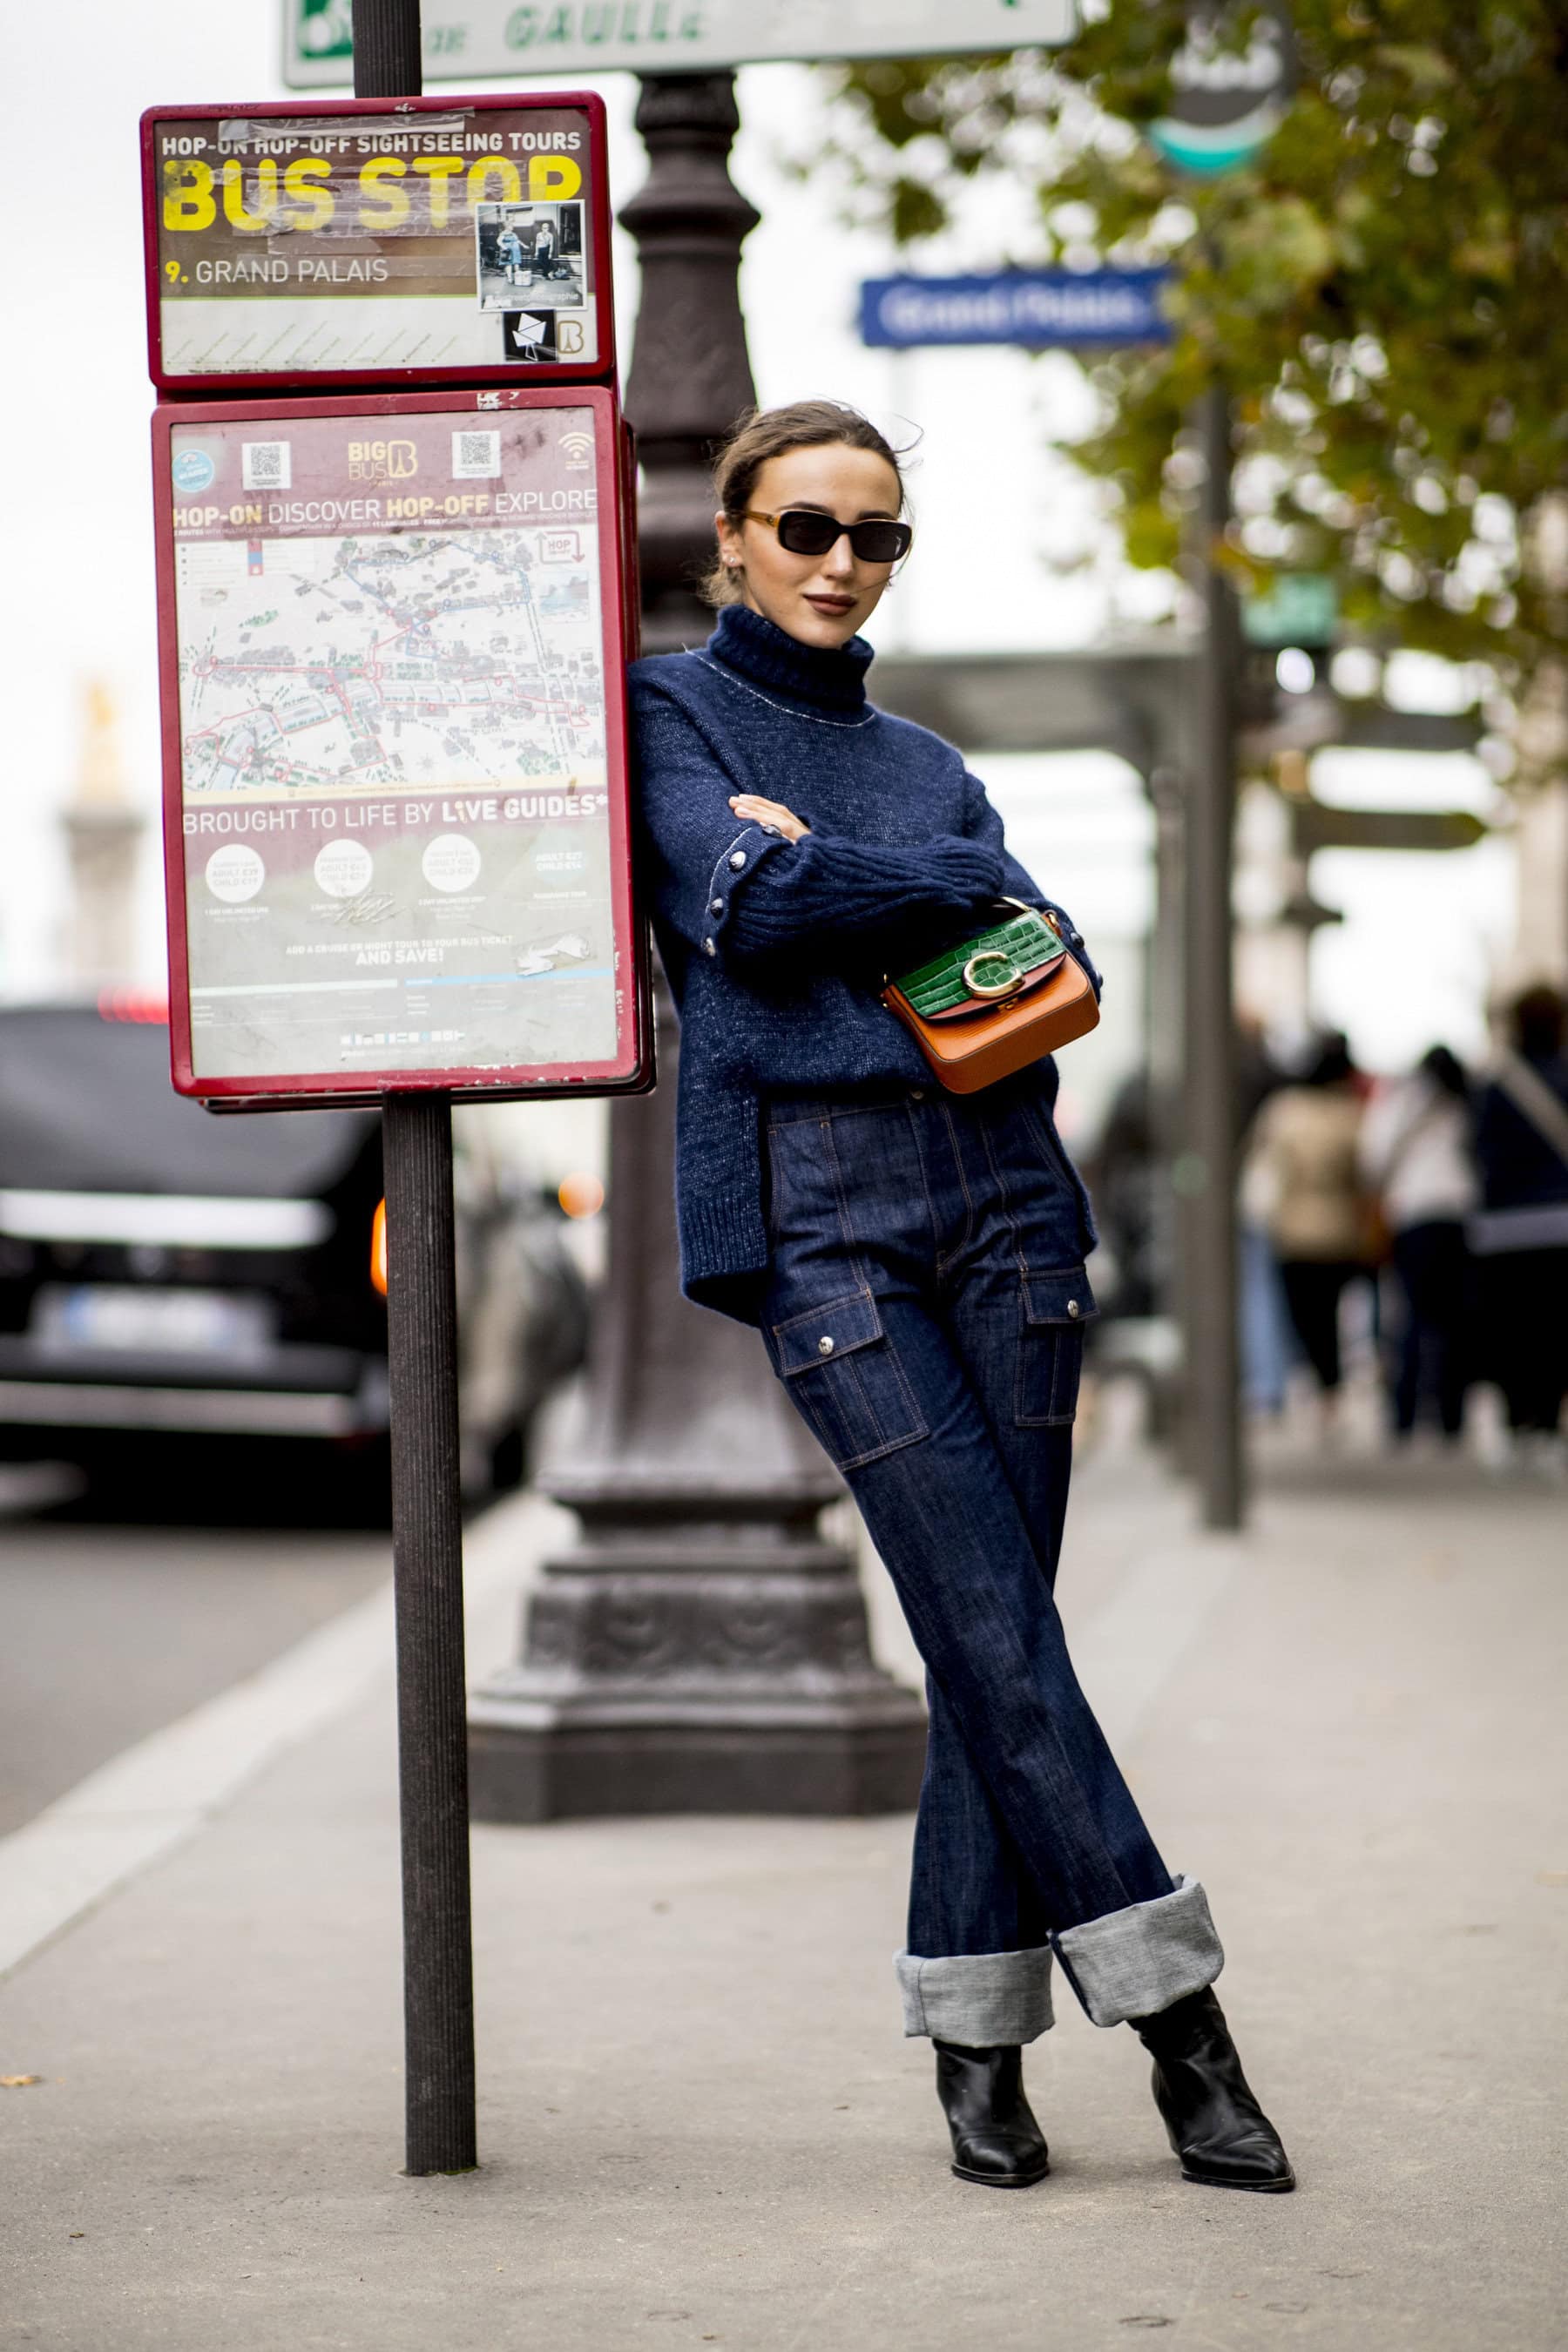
[630,401,1292,2194]
[1244,1034,1369,1422]
[1358,1045,1477,1443]
[497,220,524,287]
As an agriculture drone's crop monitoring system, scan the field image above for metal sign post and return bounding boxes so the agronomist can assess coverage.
[356,0,466,2185]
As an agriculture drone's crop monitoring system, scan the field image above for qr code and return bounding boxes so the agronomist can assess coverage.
[451,429,501,481]
[241,441,291,490]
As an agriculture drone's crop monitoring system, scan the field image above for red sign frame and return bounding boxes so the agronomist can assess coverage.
[153,382,650,1108]
[142,93,615,395]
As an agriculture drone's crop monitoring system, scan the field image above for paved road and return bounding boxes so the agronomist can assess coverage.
[3,1434,1565,2349]
[0,1448,392,1836]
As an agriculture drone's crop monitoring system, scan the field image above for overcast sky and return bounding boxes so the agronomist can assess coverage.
[3,1,1513,1072]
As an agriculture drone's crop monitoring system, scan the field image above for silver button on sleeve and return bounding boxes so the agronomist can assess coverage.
[709,897,725,916]
[728,850,747,870]
[1067,1300,1080,1319]
[702,937,716,957]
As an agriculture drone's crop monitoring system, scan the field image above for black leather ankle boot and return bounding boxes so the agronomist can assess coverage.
[933,2041,1050,2188]
[1133,1989,1294,2192]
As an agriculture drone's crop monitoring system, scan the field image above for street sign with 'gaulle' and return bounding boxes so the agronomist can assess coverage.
[283,0,1079,84]
[860,268,1173,350]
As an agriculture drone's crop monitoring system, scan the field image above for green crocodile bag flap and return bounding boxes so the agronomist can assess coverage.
[892,905,1066,1021]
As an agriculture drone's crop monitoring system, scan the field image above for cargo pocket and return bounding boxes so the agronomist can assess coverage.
[770,1288,928,1471]
[1015,1267,1098,1427]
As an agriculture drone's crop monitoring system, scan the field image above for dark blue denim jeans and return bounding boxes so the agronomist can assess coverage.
[760,1078,1223,2041]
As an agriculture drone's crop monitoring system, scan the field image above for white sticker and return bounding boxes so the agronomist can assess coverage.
[314,839,374,899]
[451,429,501,481]
[206,844,265,902]
[241,442,292,490]
[422,834,483,894]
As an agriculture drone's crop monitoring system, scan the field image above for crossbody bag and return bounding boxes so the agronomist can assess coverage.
[882,900,1099,1096]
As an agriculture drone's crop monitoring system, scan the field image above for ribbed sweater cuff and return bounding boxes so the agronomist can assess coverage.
[680,1186,771,1288]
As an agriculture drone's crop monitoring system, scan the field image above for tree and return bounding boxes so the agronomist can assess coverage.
[818,2,1568,779]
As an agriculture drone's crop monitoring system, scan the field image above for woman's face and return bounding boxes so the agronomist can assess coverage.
[715,443,904,650]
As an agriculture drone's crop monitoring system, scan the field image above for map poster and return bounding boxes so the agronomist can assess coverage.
[153,387,645,1103]
[142,95,612,393]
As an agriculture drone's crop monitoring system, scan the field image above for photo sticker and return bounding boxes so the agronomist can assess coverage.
[241,442,292,490]
[475,202,586,314]
[503,311,558,364]
[451,429,502,481]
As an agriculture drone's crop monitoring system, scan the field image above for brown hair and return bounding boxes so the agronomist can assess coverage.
[701,400,908,607]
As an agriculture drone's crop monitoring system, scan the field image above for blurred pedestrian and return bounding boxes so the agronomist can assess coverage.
[497,220,524,286]
[1359,1045,1477,1443]
[1242,1032,1369,1423]
[632,399,1292,2196]
[1472,986,1568,1464]
[1235,1013,1290,1415]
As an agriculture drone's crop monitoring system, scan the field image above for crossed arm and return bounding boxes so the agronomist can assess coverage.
[634,689,1094,984]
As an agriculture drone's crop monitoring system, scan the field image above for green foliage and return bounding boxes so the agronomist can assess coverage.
[823,3,1568,725]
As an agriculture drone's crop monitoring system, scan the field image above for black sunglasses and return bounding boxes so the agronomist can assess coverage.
[744,508,913,563]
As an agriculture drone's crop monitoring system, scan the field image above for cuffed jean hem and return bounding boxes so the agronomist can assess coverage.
[895,1945,1055,2045]
[1050,1874,1223,2028]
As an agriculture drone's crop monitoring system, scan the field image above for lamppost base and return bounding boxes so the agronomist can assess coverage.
[468,1527,928,1821]
[469,1704,927,1822]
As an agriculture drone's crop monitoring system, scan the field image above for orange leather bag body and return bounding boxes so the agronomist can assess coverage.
[881,900,1099,1096]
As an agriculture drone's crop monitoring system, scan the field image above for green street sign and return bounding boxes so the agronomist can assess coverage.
[285,1,1079,86]
[1241,572,1337,650]
[1291,803,1487,856]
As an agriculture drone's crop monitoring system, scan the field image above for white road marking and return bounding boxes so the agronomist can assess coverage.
[0,1472,1240,1984]
[0,1491,552,1981]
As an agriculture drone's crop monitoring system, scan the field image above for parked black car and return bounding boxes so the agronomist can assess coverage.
[0,1004,588,1503]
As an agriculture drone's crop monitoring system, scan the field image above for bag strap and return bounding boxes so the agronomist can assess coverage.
[1493,1051,1568,1173]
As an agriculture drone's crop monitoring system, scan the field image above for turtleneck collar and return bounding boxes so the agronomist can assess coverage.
[705,601,874,713]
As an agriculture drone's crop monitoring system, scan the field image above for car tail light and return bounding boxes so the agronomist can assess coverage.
[371,1199,388,1296]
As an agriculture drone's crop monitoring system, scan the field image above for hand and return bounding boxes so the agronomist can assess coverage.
[729,794,810,844]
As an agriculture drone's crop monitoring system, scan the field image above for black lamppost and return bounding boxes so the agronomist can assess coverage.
[469,75,927,1820]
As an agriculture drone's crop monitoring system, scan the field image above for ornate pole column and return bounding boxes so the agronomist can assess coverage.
[468,76,927,1820]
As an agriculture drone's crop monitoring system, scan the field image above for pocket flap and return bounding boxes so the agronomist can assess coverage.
[773,1287,886,1375]
[1022,1267,1098,1327]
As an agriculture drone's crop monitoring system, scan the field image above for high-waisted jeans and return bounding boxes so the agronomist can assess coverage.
[760,1078,1223,2044]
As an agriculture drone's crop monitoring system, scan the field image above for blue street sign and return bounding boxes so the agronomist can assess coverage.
[859,269,1173,351]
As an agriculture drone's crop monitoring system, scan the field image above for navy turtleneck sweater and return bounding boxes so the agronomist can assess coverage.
[629,603,1091,1324]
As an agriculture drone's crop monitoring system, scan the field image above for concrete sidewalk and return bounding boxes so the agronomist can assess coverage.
[2,1433,1565,2349]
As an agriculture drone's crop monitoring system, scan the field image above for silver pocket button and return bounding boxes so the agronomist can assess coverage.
[818,1335,835,1356]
